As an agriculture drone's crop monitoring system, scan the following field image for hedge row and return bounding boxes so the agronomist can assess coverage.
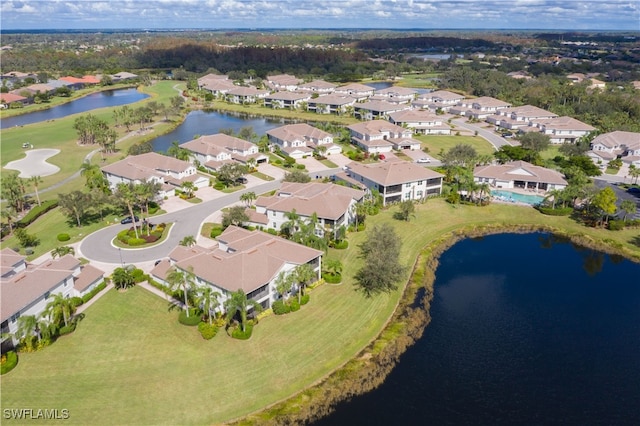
[16,200,58,228]
[81,282,108,304]
[1,351,18,375]
[537,206,574,216]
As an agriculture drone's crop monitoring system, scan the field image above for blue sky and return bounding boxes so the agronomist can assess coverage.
[1,0,639,31]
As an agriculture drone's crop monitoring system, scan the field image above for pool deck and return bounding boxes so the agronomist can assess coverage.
[491,187,545,206]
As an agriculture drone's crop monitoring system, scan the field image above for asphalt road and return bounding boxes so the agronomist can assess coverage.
[452,118,516,150]
[594,179,640,220]
[79,180,282,264]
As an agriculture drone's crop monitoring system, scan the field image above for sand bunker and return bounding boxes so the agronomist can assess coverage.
[4,149,61,178]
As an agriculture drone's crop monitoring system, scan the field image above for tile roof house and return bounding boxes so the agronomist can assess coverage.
[416,90,466,111]
[197,74,236,96]
[267,123,340,159]
[0,92,28,108]
[337,161,444,205]
[529,116,596,144]
[1,249,104,351]
[263,91,312,110]
[182,133,268,170]
[265,74,304,91]
[450,96,512,119]
[588,131,640,167]
[354,100,411,121]
[101,152,208,197]
[348,120,422,153]
[487,105,558,130]
[150,226,323,311]
[370,86,418,103]
[307,94,356,115]
[474,160,568,192]
[225,86,270,104]
[388,110,452,135]
[245,182,365,236]
[110,71,138,82]
[59,75,100,89]
[297,80,337,94]
[334,83,375,101]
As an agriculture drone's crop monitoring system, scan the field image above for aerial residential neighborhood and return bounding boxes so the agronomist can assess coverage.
[1,21,639,426]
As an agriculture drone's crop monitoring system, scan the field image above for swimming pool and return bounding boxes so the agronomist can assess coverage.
[491,189,544,205]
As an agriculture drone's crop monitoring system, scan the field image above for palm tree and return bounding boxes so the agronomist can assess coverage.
[114,182,140,239]
[51,245,75,259]
[181,181,196,199]
[323,258,343,278]
[274,271,295,301]
[543,188,565,210]
[16,315,40,343]
[281,209,301,239]
[224,289,262,333]
[294,263,317,304]
[166,266,196,317]
[45,293,75,328]
[179,235,197,247]
[477,182,491,204]
[29,175,43,206]
[1,207,17,233]
[195,286,221,325]
[629,165,640,185]
[112,267,135,290]
[246,157,257,172]
[240,191,256,207]
[136,181,161,235]
[619,200,636,222]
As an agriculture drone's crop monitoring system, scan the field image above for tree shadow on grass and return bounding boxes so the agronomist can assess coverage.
[630,234,640,249]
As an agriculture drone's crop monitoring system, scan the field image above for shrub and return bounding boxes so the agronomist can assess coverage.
[25,248,34,255]
[231,323,253,340]
[333,240,349,250]
[178,309,202,326]
[296,164,305,170]
[289,298,300,312]
[127,237,146,246]
[57,233,71,242]
[59,323,77,336]
[82,282,107,303]
[197,322,218,340]
[117,229,130,243]
[131,268,147,283]
[69,296,84,308]
[537,206,573,216]
[214,182,225,190]
[301,294,310,305]
[1,351,18,375]
[210,226,223,238]
[142,234,159,243]
[16,200,58,228]
[322,272,342,284]
[608,220,625,231]
[272,299,291,315]
[148,202,160,214]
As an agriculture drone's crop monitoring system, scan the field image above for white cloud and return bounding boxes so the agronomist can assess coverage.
[0,0,638,30]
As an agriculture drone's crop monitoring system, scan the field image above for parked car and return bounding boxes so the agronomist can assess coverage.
[416,158,431,164]
[120,215,140,224]
[378,154,386,160]
[627,187,640,194]
[235,177,248,184]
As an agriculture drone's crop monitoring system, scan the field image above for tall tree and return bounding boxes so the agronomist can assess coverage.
[396,200,416,221]
[274,271,295,302]
[45,293,75,328]
[114,182,140,238]
[112,267,135,290]
[195,286,221,325]
[166,266,196,317]
[29,175,43,206]
[283,169,311,183]
[354,224,406,297]
[518,132,551,153]
[591,187,617,227]
[221,205,249,229]
[1,172,26,213]
[240,191,257,207]
[224,289,262,333]
[58,191,92,227]
[293,263,317,304]
[619,200,636,222]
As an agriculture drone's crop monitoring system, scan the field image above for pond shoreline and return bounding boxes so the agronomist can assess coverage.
[230,223,639,425]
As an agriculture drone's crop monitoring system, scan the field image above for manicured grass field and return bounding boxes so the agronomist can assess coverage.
[415,134,496,158]
[2,199,638,425]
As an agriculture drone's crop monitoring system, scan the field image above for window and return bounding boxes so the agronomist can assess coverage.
[405,183,411,188]
[272,222,276,228]
[417,190,423,197]
[418,181,423,185]
[404,192,411,200]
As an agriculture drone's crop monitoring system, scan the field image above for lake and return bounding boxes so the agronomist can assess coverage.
[150,110,291,153]
[316,233,640,425]
[0,88,149,129]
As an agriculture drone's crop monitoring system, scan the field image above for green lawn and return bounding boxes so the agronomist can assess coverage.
[415,134,496,159]
[1,81,186,203]
[2,199,638,425]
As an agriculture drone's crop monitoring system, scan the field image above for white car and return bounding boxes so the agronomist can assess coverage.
[416,158,431,164]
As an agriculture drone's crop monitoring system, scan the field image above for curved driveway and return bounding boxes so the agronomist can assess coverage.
[79,180,281,264]
[452,118,516,150]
